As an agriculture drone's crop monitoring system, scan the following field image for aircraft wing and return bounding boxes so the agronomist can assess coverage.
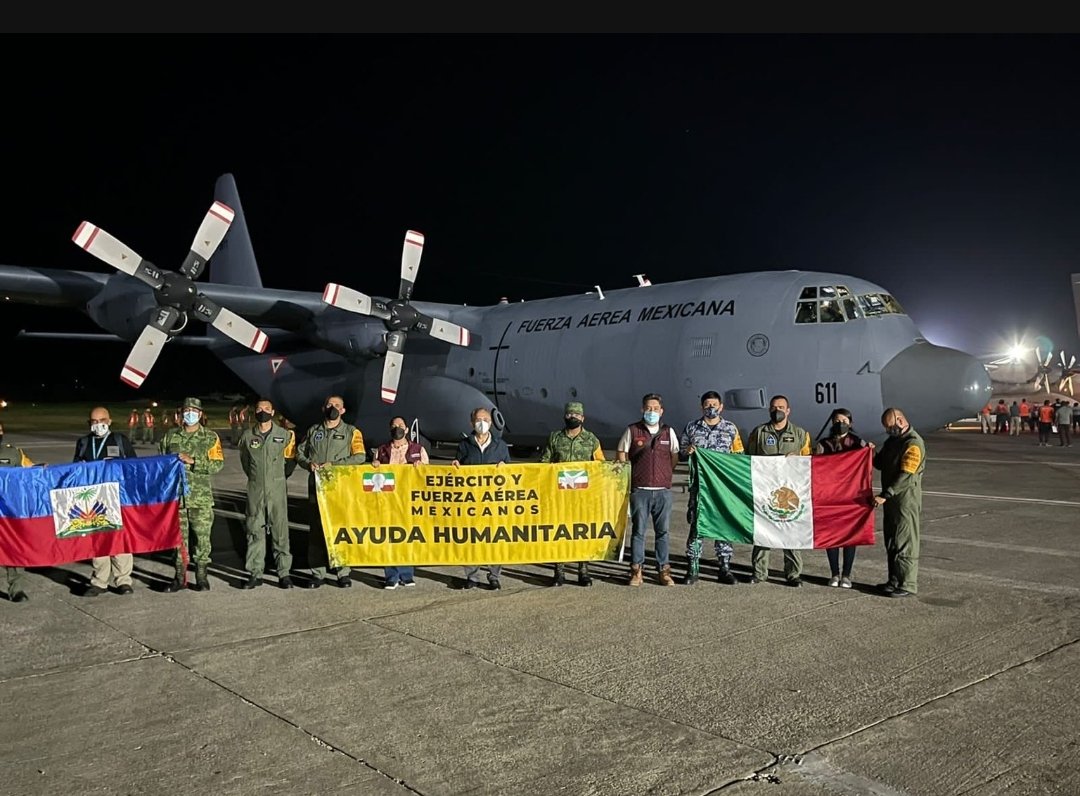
[0,266,109,307]
[0,265,329,331]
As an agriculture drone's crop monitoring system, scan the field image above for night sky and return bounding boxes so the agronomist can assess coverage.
[2,35,1079,401]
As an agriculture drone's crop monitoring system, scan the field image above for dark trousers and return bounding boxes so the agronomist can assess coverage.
[826,546,857,576]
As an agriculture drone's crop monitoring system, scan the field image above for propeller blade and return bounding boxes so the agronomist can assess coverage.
[398,230,424,301]
[179,201,235,280]
[426,316,472,347]
[322,283,392,321]
[381,330,408,404]
[72,222,164,289]
[191,295,269,352]
[1069,355,1077,370]
[120,306,180,388]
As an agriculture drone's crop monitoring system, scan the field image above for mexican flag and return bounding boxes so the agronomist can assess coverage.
[692,447,875,549]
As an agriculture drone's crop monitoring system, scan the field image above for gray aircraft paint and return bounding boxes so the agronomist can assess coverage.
[0,174,991,447]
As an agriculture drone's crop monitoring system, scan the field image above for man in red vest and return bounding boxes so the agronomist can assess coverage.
[616,393,680,587]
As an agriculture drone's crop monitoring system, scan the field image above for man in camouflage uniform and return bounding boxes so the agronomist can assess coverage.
[159,397,225,592]
[540,400,605,586]
[0,443,34,602]
[239,398,298,589]
[680,390,745,585]
[296,394,366,588]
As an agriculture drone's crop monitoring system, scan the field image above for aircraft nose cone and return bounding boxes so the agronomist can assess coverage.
[881,342,992,431]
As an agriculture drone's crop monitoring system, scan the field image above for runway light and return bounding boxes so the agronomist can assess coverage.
[0,400,7,408]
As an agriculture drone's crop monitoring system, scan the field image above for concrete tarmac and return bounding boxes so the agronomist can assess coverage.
[1,423,1078,795]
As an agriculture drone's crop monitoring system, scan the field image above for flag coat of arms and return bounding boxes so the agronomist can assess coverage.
[557,469,589,489]
[692,447,875,549]
[363,471,395,492]
[0,455,187,567]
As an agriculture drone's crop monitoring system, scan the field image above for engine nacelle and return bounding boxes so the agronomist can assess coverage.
[85,276,160,340]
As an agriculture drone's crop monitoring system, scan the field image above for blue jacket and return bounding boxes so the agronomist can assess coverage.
[455,433,511,465]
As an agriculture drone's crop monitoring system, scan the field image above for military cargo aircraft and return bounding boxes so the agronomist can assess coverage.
[0,174,992,447]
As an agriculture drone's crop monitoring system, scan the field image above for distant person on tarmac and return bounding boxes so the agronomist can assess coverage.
[1037,400,1055,446]
[1055,400,1073,447]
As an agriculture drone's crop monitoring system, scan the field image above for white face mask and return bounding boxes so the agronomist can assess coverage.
[474,420,491,435]
[91,422,109,438]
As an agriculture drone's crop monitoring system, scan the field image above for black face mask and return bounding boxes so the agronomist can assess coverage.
[564,417,582,430]
[390,427,407,440]
[831,421,850,437]
[770,409,786,424]
[324,406,340,421]
[254,410,273,424]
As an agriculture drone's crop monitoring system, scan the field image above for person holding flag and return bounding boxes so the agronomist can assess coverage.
[0,442,34,603]
[814,408,873,589]
[680,390,744,586]
[746,395,811,587]
[540,401,605,587]
[73,405,138,597]
[873,407,925,598]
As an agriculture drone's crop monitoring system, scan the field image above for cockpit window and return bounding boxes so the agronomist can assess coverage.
[797,286,906,323]
[858,293,906,317]
[796,285,859,323]
[819,300,845,323]
[795,301,818,323]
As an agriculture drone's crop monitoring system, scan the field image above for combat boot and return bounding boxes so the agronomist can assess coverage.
[577,562,592,587]
[659,564,675,586]
[551,563,565,587]
[628,564,643,587]
[680,558,700,586]
[195,565,210,592]
[717,559,737,585]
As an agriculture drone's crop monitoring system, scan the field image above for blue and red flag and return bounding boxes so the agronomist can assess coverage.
[0,455,187,567]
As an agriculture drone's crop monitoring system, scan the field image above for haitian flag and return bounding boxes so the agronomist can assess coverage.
[0,455,187,567]
[692,447,875,548]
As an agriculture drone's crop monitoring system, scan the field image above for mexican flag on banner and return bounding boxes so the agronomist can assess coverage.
[692,447,876,549]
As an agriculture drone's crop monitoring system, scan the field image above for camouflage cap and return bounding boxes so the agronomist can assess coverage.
[564,401,585,415]
[182,397,203,410]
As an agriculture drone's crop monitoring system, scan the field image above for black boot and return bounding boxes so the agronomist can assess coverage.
[195,565,210,592]
[717,559,737,585]
[578,562,592,587]
[551,563,565,587]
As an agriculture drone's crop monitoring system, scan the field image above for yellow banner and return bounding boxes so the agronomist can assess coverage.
[314,461,630,566]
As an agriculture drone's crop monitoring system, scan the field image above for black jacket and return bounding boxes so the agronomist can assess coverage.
[454,433,511,465]
[73,431,138,462]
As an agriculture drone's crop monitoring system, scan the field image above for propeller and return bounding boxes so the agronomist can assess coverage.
[72,200,269,388]
[322,230,473,404]
[1033,346,1055,394]
[1059,350,1078,395]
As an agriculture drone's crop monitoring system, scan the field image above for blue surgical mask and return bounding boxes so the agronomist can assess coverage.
[183,411,200,426]
[643,411,660,425]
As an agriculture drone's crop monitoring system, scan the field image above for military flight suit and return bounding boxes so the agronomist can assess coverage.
[0,444,34,600]
[874,426,926,594]
[240,421,297,579]
[745,421,811,583]
[296,420,366,582]
[159,424,225,582]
